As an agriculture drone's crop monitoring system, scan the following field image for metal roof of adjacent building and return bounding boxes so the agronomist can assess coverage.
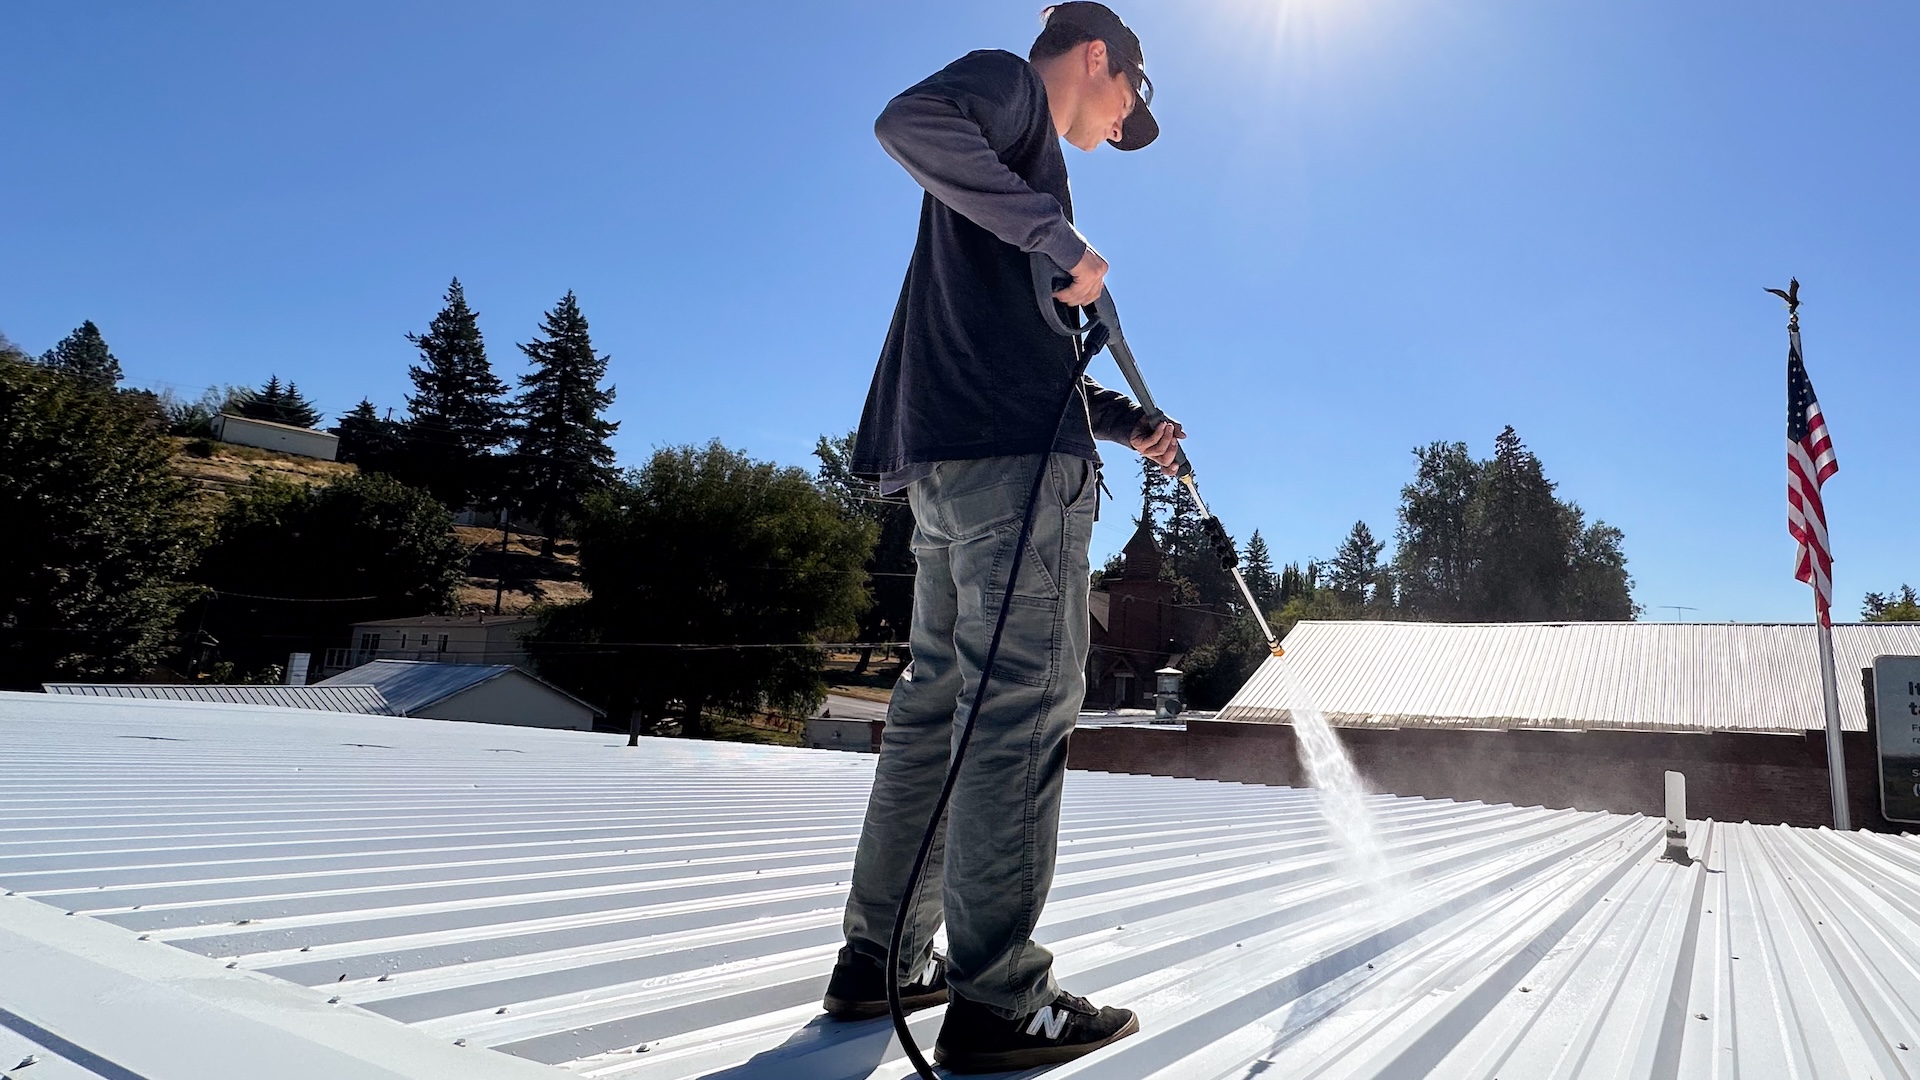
[1220,619,1920,734]
[2,690,1915,1079]
[43,681,392,714]
[318,659,603,718]
[353,614,539,629]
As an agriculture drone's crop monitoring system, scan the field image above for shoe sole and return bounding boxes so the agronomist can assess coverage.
[933,1012,1140,1073]
[822,988,948,1021]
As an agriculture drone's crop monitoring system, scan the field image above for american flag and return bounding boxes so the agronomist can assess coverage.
[1785,327,1838,626]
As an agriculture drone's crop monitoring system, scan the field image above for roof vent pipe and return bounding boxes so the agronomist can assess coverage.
[1664,770,1691,865]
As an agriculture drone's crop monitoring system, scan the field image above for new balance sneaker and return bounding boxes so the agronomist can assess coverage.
[933,989,1139,1073]
[821,946,948,1021]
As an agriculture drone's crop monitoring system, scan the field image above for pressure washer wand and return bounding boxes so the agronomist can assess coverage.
[1031,254,1284,657]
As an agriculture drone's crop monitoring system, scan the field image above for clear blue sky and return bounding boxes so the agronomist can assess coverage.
[4,1,1914,623]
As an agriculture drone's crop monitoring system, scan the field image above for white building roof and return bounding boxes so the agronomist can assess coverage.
[44,682,392,714]
[317,659,602,718]
[0,691,1915,1079]
[1221,620,1920,733]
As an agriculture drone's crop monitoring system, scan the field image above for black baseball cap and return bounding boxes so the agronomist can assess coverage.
[1041,2,1158,150]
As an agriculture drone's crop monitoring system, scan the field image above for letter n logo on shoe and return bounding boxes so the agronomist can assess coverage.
[1025,1006,1069,1041]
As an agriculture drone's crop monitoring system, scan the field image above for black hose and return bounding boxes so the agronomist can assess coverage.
[886,277,1097,1079]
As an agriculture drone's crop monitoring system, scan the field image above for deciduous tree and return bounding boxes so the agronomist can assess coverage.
[526,442,873,740]
[191,473,465,674]
[814,432,912,674]
[0,356,204,687]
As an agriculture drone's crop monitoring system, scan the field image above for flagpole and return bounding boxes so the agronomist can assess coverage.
[1816,618,1850,830]
[1779,290,1852,831]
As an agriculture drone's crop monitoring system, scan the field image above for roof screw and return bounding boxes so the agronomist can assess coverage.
[377,974,390,982]
[1695,1013,1709,1020]
[13,1054,38,1069]
[300,946,312,952]
[226,962,238,969]
[328,996,341,1004]
[1519,986,1531,993]
[137,934,152,941]
[337,974,347,982]
[634,1045,649,1053]
[1897,1042,1909,1051]
[453,1039,467,1048]
[496,1007,508,1014]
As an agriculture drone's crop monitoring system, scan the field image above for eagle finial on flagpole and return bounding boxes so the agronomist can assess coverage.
[1765,277,1801,330]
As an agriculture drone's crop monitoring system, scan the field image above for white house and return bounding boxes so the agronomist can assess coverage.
[210,412,339,461]
[319,660,601,731]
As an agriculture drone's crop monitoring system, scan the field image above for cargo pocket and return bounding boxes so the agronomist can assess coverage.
[976,525,1063,689]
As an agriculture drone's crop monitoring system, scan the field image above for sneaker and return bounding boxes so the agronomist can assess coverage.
[933,989,1139,1073]
[821,946,948,1021]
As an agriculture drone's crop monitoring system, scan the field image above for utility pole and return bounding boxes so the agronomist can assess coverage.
[493,507,510,614]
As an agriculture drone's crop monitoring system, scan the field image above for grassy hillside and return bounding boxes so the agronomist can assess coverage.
[166,438,584,615]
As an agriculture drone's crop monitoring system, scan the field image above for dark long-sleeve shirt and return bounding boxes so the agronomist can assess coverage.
[852,49,1144,486]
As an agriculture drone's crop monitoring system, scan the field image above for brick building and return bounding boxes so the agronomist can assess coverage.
[1086,514,1223,710]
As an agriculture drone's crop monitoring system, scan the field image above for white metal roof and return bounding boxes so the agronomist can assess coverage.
[0,691,1915,1079]
[1220,620,1920,733]
[44,682,392,714]
[318,659,604,718]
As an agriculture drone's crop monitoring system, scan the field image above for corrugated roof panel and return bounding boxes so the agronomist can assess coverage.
[0,692,1916,1079]
[1220,621,1920,733]
[43,683,392,714]
[317,660,515,714]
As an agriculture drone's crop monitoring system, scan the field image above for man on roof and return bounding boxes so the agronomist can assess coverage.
[823,4,1184,1072]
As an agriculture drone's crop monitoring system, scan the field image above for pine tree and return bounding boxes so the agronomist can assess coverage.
[1328,520,1385,609]
[331,398,404,475]
[232,375,285,423]
[234,375,321,428]
[39,321,123,390]
[1242,530,1276,613]
[278,382,322,428]
[1863,585,1920,622]
[509,291,619,552]
[402,278,510,508]
[1470,426,1568,620]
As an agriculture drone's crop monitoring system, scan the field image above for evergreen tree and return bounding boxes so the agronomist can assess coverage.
[1242,530,1276,613]
[278,381,322,427]
[1277,561,1313,606]
[0,332,27,364]
[1392,427,1635,622]
[39,321,123,390]
[1863,585,1920,622]
[510,291,619,552]
[331,398,405,476]
[0,356,205,687]
[234,375,321,428]
[402,278,510,508]
[1328,520,1385,609]
[1469,426,1570,620]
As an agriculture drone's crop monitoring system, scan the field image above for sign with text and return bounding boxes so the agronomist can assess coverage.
[1874,655,1920,825]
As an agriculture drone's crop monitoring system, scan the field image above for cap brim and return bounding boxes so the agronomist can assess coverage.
[1109,102,1158,151]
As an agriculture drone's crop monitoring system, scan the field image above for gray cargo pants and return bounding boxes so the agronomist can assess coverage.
[842,452,1097,1019]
